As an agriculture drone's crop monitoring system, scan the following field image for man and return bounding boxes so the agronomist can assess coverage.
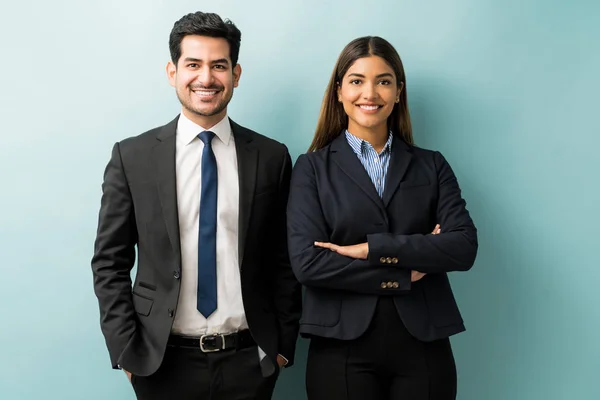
[91,11,302,399]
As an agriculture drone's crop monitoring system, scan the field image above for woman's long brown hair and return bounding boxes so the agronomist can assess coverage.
[308,36,414,152]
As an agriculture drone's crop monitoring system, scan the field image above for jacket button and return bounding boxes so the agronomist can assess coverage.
[380,257,386,263]
[381,282,388,289]
[386,257,392,264]
[168,309,174,317]
[173,271,180,279]
[392,282,399,289]
[391,257,398,264]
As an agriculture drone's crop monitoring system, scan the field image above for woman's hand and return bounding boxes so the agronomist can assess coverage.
[411,224,441,282]
[313,241,369,259]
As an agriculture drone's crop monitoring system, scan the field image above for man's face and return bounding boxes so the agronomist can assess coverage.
[167,35,241,127]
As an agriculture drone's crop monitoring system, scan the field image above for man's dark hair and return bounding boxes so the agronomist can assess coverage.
[169,12,242,66]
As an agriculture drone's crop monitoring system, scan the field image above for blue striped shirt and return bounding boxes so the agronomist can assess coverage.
[345,130,393,198]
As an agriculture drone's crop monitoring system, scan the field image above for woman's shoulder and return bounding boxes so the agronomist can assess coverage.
[296,143,332,163]
[404,142,454,171]
[408,143,438,157]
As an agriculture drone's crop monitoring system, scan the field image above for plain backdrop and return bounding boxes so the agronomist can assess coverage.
[1,0,598,399]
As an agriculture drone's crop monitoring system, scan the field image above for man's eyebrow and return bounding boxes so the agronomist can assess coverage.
[181,57,230,65]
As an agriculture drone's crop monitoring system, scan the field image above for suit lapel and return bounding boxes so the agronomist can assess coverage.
[382,135,413,207]
[231,119,257,267]
[152,116,181,256]
[330,134,384,211]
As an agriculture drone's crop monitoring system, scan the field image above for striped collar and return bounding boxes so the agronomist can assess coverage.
[345,130,393,156]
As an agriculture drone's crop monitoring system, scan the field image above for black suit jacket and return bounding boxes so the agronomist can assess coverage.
[91,116,301,377]
[287,133,477,342]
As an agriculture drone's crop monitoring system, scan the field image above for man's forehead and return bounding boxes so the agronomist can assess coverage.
[180,36,231,61]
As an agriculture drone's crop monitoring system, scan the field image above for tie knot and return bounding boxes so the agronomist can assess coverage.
[198,130,216,145]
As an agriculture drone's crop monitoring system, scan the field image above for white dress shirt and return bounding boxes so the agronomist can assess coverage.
[171,112,248,336]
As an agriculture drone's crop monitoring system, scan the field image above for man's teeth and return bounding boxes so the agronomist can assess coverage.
[194,90,217,95]
[359,105,379,110]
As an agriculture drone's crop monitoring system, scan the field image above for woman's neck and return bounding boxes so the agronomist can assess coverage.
[347,124,389,153]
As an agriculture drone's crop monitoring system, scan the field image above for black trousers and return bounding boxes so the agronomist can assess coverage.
[306,297,457,400]
[131,344,278,400]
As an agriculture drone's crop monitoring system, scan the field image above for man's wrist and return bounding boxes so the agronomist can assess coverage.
[277,354,289,367]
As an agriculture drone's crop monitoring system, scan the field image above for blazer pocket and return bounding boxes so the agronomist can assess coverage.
[132,292,154,316]
[300,288,341,327]
[399,178,430,189]
[255,185,277,198]
[138,281,157,291]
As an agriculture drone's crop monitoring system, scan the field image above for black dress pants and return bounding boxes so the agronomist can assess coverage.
[306,297,457,400]
[131,344,278,400]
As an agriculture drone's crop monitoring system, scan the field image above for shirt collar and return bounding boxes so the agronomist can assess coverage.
[345,130,393,156]
[176,112,232,146]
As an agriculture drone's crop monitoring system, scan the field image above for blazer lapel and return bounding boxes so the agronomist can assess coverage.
[152,116,181,256]
[231,119,257,267]
[330,134,385,211]
[382,135,413,207]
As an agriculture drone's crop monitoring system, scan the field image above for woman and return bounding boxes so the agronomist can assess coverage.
[286,36,478,400]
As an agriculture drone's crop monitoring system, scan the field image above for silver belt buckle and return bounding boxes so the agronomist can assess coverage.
[199,333,226,353]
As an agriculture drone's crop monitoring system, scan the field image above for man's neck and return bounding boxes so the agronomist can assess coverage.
[182,108,227,130]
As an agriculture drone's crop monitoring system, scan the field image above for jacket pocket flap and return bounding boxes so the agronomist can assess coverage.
[132,292,154,316]
[399,179,430,189]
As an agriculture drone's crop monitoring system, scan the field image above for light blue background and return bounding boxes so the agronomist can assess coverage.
[1,0,598,399]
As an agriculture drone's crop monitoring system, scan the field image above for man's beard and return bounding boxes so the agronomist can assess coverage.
[178,85,233,117]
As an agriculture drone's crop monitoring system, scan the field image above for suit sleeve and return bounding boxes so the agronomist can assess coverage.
[367,151,478,273]
[287,154,411,294]
[91,142,138,369]
[268,147,302,367]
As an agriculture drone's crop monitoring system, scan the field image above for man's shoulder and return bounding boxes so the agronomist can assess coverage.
[117,116,179,152]
[231,120,288,155]
[119,126,160,146]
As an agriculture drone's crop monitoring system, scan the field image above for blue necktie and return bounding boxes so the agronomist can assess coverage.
[197,131,218,318]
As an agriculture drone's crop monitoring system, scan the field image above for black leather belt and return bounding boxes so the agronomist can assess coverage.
[168,330,255,353]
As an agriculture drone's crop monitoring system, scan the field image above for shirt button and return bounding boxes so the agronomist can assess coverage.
[173,271,180,279]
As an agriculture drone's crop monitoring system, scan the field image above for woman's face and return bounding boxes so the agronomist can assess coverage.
[337,55,403,135]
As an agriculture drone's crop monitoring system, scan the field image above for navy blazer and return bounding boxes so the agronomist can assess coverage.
[287,133,478,342]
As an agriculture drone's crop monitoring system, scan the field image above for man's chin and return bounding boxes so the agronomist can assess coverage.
[187,105,226,118]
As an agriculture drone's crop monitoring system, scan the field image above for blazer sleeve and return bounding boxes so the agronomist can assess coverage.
[287,154,411,294]
[91,142,138,369]
[367,151,478,273]
[268,147,302,367]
